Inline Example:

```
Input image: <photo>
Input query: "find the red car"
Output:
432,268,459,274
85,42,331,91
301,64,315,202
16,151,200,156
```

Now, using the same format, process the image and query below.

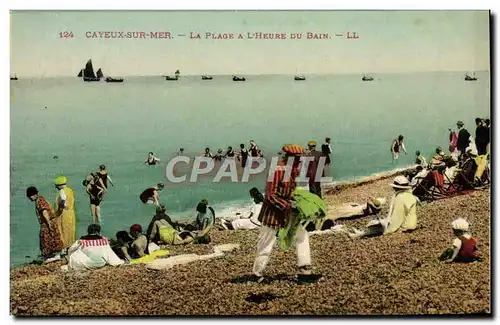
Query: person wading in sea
238,143,249,168
144,152,161,165
139,183,164,206
251,144,315,283
391,135,407,161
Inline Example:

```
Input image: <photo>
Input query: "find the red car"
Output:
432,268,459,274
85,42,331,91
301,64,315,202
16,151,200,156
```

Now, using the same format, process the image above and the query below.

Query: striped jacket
258,165,298,229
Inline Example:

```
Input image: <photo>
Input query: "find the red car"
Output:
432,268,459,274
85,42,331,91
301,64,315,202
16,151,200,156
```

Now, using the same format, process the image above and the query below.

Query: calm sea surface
10,72,490,266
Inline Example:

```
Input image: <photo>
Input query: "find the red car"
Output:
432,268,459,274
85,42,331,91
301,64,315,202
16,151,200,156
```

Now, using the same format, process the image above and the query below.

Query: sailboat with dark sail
96,69,104,79
464,72,477,81
166,70,180,81
82,59,101,82
77,69,83,77
362,74,374,81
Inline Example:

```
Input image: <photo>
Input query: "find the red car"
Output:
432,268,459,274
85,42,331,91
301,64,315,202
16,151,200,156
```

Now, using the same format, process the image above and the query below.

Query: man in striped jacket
252,144,313,282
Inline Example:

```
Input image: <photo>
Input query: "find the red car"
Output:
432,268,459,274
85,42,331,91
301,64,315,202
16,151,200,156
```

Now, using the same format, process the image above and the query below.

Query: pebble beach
10,174,490,316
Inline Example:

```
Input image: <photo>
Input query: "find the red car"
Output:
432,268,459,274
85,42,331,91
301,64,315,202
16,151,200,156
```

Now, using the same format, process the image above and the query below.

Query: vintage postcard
9,10,491,316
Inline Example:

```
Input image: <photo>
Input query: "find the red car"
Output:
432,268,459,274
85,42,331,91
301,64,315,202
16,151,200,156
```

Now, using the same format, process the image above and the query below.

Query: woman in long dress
26,186,64,262
54,176,76,248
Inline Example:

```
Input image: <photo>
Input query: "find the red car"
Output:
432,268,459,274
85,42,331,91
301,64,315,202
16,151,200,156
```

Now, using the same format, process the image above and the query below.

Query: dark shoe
246,274,265,284
298,265,312,275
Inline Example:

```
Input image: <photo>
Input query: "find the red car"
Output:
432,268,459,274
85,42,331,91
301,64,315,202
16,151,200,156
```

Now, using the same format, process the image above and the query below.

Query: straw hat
389,176,411,189
451,218,469,231
307,141,317,147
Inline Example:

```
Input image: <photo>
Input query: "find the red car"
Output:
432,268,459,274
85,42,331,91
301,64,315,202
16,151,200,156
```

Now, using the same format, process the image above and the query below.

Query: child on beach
440,218,480,263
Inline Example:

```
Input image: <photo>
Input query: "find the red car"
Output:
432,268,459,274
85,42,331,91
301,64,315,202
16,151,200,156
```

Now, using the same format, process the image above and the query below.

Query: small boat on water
294,75,306,81
96,68,104,79
166,69,180,81
464,73,477,81
81,59,101,82
232,76,246,81
105,77,124,83
202,75,213,80
362,74,374,81
10,75,18,80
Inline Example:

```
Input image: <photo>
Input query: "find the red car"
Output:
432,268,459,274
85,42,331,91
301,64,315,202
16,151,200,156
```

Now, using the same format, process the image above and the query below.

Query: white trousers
252,225,311,276
231,218,260,230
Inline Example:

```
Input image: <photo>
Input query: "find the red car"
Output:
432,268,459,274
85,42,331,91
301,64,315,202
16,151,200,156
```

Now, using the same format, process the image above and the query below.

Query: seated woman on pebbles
219,188,263,231
348,176,419,238
112,225,160,262
440,218,481,263
177,200,216,243
145,205,194,250
63,224,124,271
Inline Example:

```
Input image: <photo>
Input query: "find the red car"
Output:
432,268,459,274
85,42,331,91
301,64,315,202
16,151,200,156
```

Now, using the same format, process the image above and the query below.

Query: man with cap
252,144,315,282
306,140,324,198
54,176,76,249
456,121,471,158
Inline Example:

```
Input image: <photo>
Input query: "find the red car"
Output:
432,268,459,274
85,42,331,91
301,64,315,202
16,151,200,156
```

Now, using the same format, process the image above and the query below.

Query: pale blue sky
10,10,490,77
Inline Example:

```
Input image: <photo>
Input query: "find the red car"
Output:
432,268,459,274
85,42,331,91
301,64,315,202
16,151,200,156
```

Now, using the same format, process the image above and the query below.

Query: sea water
10,72,490,266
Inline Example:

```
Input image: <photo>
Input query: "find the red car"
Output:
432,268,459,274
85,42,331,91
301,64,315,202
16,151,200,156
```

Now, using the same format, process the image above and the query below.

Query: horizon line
9,69,490,79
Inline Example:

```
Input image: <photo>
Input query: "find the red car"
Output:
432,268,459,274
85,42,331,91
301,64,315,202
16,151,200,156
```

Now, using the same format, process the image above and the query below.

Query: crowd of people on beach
25,119,488,276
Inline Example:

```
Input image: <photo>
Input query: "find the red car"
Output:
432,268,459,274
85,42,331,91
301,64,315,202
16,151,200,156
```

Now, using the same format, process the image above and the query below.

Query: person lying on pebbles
440,218,482,263
218,188,263,231
348,176,419,238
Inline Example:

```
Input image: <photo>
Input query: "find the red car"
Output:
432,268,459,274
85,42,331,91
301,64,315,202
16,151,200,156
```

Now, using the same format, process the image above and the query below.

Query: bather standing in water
225,146,236,158
203,147,213,158
144,152,161,165
238,143,249,168
391,135,407,161
83,173,105,224
139,183,164,206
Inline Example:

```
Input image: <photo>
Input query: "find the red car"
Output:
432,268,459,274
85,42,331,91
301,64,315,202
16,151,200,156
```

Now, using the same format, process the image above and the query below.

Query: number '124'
59,31,74,38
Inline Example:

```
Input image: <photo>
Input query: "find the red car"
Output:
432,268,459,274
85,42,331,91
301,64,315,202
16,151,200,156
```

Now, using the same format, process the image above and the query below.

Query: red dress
35,196,64,257
456,235,478,262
